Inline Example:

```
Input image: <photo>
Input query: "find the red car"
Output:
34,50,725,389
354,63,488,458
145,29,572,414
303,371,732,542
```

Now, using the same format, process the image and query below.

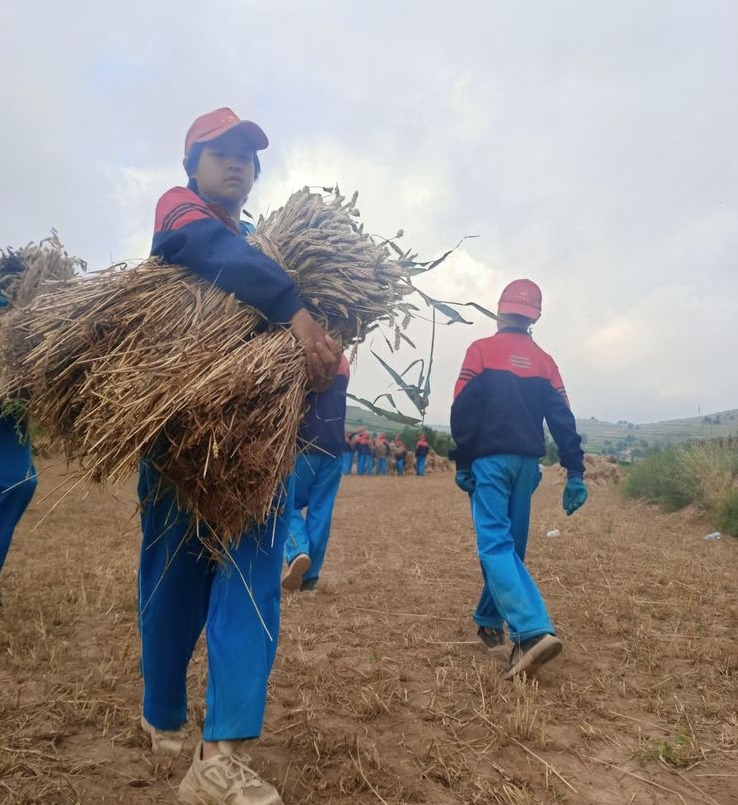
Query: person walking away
341,432,354,475
368,432,378,475
282,355,350,592
450,279,588,680
137,107,340,805
415,434,430,476
356,430,372,476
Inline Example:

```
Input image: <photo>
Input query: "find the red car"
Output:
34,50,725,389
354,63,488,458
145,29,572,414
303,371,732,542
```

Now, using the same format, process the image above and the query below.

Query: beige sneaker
502,634,562,680
141,715,187,756
281,554,310,591
178,742,283,804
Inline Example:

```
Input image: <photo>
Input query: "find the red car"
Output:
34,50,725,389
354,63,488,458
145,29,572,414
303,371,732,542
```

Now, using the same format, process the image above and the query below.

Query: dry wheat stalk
250,186,414,341
0,188,414,555
1,232,85,423
0,231,85,308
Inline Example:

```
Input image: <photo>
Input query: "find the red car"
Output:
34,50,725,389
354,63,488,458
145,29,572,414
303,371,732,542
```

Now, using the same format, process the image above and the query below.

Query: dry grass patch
1,465,738,803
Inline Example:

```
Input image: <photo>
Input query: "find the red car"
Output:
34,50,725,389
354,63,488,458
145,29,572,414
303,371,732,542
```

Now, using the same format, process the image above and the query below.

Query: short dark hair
184,142,262,179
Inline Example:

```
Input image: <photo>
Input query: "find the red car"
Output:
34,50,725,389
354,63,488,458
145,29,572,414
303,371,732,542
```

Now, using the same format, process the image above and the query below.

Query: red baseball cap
184,107,269,159
498,279,542,321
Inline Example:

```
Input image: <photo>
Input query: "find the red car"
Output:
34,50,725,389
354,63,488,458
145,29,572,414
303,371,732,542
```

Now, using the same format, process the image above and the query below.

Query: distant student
355,429,373,476
390,434,408,476
341,432,354,475
451,279,587,680
282,356,350,592
374,434,389,476
415,434,430,476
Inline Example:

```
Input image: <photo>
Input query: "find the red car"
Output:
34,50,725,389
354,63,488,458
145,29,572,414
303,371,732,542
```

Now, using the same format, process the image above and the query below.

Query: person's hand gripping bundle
563,474,588,516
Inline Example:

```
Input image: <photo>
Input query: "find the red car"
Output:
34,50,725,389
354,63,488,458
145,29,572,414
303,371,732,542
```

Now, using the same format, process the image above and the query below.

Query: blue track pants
416,455,427,476
284,453,342,584
470,455,553,643
0,474,37,574
0,417,37,575
137,460,292,740
374,457,388,475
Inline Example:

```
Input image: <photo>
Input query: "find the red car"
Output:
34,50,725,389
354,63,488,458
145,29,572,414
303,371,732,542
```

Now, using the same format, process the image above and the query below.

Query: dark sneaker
299,578,318,592
477,626,505,648
281,554,310,591
503,634,562,680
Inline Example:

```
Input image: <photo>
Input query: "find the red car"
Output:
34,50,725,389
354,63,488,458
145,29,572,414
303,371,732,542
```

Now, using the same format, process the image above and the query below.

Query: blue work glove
563,476,588,516
0,293,8,309
455,469,476,495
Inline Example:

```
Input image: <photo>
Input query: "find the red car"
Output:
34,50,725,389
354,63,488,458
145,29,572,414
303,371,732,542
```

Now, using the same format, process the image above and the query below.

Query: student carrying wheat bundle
137,107,341,805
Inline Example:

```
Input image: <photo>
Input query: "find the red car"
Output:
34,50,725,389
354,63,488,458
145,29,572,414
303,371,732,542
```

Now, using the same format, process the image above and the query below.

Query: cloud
2,1,738,427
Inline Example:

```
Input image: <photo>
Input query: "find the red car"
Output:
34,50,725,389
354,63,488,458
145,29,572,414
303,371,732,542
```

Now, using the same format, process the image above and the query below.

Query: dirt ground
1,459,737,804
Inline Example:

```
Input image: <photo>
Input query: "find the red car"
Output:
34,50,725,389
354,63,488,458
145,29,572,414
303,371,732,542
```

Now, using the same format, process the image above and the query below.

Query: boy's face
190,129,256,209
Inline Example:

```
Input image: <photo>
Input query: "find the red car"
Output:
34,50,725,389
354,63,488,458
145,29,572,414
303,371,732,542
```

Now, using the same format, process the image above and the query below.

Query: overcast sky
2,1,737,427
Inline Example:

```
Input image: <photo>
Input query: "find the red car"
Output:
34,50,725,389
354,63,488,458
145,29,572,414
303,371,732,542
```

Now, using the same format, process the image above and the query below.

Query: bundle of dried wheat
1,233,85,423
251,187,413,341
0,232,85,308
2,264,307,548
0,188,413,552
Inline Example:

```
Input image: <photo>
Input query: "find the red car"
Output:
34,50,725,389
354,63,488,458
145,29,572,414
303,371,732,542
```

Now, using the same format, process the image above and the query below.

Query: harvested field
556,455,626,486
1,461,738,804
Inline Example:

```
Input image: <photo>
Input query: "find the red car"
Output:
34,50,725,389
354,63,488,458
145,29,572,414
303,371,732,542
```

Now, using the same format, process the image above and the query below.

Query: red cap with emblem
184,107,269,159
498,279,542,321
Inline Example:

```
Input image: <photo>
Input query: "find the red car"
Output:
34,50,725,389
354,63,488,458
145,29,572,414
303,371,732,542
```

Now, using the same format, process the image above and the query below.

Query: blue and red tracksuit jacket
151,186,304,323
450,328,584,476
298,356,350,459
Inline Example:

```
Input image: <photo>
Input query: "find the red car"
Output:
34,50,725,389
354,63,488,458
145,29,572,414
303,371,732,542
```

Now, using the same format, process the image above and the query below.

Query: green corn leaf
430,301,473,325
370,350,428,413
398,358,424,380
437,300,498,321
406,235,479,276
370,349,414,392
346,393,422,425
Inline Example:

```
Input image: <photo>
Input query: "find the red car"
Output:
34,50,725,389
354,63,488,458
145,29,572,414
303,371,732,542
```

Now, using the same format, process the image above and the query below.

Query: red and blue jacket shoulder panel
151,186,304,324
450,330,584,474
298,355,350,458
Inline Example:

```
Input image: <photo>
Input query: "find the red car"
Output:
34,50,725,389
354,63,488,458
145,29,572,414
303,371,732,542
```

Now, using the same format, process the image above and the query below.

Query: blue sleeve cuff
269,293,305,326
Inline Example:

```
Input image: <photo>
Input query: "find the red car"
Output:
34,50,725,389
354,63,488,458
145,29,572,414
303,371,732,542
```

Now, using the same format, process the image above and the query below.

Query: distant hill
345,405,408,434
575,409,738,455
345,404,452,434
346,404,738,452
